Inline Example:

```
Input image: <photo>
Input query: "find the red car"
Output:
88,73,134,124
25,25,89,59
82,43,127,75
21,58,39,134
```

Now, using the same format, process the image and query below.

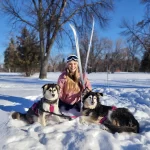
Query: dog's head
42,84,60,101
82,88,103,109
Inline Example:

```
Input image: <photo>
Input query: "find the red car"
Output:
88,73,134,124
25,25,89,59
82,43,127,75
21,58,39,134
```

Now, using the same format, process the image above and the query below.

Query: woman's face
67,60,78,73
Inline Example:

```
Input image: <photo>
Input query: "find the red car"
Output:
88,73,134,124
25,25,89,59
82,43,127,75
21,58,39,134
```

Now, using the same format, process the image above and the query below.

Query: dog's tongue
50,105,54,112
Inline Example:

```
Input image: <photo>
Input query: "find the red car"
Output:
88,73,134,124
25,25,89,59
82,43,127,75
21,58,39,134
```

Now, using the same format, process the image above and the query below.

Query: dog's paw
41,122,46,126
56,117,61,123
100,124,108,131
79,117,87,124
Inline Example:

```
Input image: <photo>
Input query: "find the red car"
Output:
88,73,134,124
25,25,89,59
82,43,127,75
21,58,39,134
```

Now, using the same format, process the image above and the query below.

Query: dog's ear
42,84,48,93
97,92,103,97
82,87,91,98
56,84,60,91
99,93,103,97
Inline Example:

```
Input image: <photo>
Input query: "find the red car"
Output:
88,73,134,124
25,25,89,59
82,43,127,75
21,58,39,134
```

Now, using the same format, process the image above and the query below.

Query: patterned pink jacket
57,71,92,105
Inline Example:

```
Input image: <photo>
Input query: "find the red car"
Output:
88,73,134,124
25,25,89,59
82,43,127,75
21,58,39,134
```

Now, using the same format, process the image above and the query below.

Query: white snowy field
0,72,150,150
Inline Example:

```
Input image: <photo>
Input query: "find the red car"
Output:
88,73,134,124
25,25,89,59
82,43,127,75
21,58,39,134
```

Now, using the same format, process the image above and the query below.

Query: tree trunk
39,38,46,79
39,23,59,78
39,57,49,79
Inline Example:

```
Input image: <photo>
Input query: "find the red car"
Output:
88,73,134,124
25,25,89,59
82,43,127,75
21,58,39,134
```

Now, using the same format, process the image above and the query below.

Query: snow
0,72,150,150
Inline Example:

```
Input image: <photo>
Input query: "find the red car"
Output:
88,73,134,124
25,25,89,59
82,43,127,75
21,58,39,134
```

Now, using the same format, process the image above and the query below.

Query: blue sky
99,0,145,40
0,0,145,63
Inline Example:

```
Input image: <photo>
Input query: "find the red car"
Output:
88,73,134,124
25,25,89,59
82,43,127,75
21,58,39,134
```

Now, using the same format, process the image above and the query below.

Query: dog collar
99,116,107,124
111,106,117,111
42,98,58,104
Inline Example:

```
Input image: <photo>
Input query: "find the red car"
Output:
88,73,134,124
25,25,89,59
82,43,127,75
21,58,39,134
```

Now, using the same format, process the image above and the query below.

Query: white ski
70,19,95,112
84,17,95,74
69,18,95,87
69,24,85,87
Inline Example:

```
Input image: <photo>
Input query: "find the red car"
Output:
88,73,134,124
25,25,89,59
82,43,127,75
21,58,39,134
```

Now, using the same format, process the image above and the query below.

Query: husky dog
80,88,139,133
12,83,61,126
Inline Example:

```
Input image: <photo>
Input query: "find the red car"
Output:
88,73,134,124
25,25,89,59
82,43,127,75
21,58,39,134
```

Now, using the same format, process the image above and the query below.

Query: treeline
1,0,150,77
3,27,149,76
0,0,114,79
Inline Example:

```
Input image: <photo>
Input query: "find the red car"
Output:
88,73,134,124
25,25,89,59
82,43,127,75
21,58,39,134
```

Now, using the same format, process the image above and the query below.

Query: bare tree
124,39,141,71
120,19,148,51
105,39,124,72
120,1,150,72
80,33,112,73
0,0,114,79
141,0,150,23
48,54,64,72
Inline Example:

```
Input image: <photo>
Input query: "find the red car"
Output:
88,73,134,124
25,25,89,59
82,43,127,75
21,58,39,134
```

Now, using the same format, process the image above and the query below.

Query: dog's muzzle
91,100,95,105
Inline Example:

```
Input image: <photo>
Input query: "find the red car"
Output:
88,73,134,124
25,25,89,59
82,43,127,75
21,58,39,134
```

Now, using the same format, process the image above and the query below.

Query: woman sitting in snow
57,54,92,112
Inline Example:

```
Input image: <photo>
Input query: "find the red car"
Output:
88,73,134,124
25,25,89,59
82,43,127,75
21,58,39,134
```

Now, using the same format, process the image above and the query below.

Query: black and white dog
80,88,139,133
12,83,61,126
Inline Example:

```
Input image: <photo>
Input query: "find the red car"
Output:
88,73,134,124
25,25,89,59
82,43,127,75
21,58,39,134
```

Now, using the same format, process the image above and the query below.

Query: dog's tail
11,112,28,123
104,123,139,134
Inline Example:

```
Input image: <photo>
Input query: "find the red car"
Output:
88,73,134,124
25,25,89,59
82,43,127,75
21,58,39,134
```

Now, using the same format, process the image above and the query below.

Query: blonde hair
64,68,81,93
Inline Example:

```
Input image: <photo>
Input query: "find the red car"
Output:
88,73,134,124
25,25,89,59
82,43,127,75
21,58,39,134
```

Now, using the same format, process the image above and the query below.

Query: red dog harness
99,106,117,124
31,99,55,116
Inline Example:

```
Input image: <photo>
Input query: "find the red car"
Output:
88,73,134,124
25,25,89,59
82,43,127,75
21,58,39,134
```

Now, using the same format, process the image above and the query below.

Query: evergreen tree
140,51,150,72
16,27,40,76
4,38,17,72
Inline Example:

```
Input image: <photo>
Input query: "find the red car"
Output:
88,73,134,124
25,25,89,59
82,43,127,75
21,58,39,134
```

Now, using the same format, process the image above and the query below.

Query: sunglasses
67,55,78,62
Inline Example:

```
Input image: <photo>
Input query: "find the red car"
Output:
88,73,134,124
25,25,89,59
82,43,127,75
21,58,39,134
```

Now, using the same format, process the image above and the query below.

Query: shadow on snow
0,95,34,113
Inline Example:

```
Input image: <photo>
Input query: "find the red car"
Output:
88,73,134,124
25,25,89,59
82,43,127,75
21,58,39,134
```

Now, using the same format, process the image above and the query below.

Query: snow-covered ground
0,72,150,150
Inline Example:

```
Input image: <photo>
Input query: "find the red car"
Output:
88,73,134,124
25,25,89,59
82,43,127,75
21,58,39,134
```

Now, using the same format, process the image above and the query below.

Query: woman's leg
59,99,74,111
73,101,81,112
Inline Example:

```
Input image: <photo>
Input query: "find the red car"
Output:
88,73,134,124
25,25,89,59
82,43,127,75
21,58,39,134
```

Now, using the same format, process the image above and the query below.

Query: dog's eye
53,89,56,92
49,89,52,92
88,96,92,99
